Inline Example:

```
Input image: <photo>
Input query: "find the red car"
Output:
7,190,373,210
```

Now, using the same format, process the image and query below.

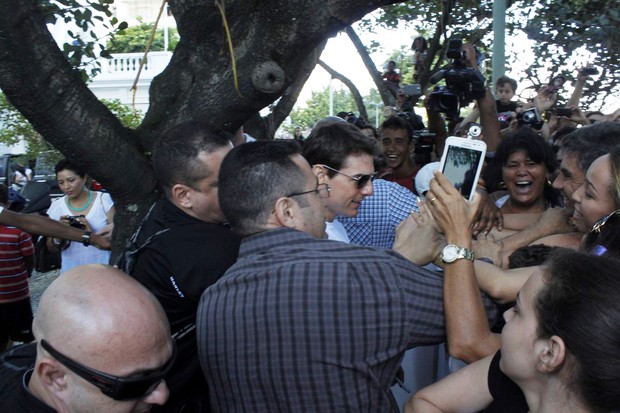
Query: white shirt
325,219,350,243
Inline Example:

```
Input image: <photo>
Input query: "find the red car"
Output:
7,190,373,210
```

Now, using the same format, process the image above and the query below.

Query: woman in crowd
406,249,620,413
475,147,620,304
46,159,114,273
484,128,560,229
403,150,620,412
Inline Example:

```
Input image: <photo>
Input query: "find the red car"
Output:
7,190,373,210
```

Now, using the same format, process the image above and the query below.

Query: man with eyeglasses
302,120,377,241
197,140,498,412
0,264,174,412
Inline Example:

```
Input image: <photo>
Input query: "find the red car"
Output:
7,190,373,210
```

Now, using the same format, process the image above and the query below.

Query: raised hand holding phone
438,136,487,201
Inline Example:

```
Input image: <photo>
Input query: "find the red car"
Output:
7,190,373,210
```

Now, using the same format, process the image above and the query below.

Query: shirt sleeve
100,192,114,213
18,232,34,257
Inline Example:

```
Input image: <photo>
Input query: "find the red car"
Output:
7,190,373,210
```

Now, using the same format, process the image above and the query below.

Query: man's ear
312,165,329,184
273,197,299,229
37,358,68,394
536,335,566,374
170,184,194,209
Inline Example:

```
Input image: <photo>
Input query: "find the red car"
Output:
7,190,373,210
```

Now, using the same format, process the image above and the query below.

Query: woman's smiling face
502,150,549,209
571,154,617,233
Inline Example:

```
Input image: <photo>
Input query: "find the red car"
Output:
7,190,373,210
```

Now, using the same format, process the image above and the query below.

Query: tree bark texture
0,0,401,253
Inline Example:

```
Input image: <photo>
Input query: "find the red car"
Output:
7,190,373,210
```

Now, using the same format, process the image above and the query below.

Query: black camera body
555,107,573,117
67,215,86,230
413,129,436,166
518,107,544,130
580,67,599,76
497,111,513,129
427,39,486,121
345,112,366,129
497,108,543,130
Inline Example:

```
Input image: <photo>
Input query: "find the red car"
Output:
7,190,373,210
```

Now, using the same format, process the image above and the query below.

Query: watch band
81,231,92,247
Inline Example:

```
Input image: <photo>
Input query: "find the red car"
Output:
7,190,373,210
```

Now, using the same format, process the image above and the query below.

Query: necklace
66,189,93,212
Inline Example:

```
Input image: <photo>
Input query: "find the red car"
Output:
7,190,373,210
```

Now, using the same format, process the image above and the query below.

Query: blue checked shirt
198,228,490,412
338,179,420,248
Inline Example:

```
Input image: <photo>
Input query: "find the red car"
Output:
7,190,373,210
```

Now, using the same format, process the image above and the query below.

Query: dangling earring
498,181,506,190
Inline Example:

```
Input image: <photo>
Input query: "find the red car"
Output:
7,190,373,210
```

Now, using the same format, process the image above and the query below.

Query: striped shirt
198,228,487,412
338,179,420,248
0,226,34,304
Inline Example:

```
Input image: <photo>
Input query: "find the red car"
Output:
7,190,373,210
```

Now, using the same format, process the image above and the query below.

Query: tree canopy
333,0,618,114
0,0,402,250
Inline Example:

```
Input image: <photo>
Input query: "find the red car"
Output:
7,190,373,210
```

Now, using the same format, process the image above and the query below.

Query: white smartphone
439,136,487,201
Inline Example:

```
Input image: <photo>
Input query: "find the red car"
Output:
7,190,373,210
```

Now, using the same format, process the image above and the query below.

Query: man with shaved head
0,264,175,413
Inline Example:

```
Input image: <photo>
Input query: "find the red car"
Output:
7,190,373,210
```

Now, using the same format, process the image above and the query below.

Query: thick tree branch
345,25,395,107
318,60,369,121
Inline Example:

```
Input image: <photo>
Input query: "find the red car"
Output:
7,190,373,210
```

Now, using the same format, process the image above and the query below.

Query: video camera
497,107,544,130
427,39,486,121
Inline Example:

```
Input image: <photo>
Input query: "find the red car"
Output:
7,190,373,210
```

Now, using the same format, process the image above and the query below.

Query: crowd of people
0,38,620,413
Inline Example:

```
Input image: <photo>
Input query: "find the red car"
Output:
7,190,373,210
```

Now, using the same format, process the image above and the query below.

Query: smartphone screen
440,137,486,201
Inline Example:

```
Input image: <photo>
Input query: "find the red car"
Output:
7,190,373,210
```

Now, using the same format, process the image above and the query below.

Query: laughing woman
486,128,561,226
46,159,114,273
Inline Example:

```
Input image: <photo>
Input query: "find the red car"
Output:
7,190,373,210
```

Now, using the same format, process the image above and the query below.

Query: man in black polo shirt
128,122,240,413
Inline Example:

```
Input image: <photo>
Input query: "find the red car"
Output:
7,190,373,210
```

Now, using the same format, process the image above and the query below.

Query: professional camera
67,215,86,230
413,129,436,166
427,39,486,121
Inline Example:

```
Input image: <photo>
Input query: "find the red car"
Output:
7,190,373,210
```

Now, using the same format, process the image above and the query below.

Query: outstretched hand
393,201,445,265
471,188,503,236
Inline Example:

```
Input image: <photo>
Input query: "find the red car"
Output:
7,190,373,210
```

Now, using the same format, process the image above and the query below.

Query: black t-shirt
483,350,529,413
130,198,240,409
496,100,520,114
0,343,56,412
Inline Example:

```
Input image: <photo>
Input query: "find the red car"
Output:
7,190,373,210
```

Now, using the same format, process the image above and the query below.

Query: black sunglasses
40,339,176,401
318,164,376,189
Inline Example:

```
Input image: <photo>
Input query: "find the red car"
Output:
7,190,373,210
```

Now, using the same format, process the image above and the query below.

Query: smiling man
380,115,420,193
302,120,377,241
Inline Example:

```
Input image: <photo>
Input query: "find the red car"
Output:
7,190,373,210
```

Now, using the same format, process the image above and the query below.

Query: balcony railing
93,51,173,81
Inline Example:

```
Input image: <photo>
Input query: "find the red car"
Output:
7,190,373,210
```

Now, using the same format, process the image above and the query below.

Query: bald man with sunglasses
0,264,174,413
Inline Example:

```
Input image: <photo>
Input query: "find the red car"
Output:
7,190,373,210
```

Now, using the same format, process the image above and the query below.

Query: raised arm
426,172,500,362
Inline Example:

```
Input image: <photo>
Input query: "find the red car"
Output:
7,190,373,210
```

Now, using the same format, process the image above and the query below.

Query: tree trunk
0,0,402,254
244,40,327,140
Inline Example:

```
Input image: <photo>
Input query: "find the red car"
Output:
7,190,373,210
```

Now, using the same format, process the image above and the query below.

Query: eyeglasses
288,183,331,199
589,209,620,234
318,164,376,189
40,339,176,401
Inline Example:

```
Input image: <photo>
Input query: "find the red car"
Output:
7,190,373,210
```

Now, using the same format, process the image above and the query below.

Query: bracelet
81,231,92,247
52,238,63,247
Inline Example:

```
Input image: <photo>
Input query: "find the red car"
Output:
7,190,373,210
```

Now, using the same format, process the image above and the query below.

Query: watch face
442,245,459,262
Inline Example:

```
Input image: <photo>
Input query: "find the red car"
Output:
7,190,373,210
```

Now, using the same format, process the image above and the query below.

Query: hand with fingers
393,200,445,265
